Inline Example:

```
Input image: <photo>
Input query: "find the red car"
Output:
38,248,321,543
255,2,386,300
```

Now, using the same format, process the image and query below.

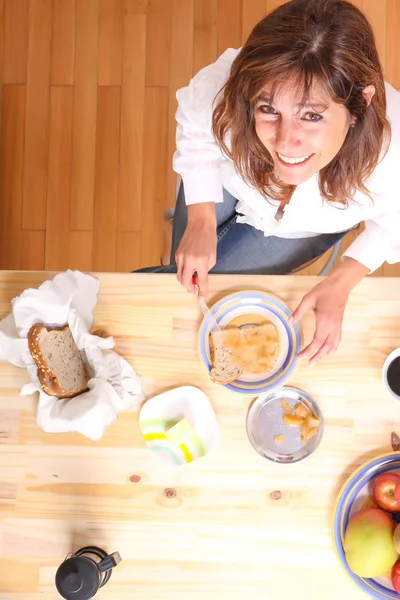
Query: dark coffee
387,357,400,396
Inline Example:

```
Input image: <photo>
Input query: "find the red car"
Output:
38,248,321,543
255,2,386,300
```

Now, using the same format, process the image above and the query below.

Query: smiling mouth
276,152,314,167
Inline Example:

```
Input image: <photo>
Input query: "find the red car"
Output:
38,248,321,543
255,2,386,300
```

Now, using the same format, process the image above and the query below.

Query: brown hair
212,0,391,205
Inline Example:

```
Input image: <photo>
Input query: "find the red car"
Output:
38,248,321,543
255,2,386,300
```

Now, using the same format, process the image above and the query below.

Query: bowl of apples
333,441,400,599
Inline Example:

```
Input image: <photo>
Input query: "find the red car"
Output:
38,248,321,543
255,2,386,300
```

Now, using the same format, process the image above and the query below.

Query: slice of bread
28,325,89,399
210,322,280,378
209,330,243,384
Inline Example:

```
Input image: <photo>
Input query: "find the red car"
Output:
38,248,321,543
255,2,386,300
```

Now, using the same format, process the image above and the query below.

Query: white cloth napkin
0,270,145,440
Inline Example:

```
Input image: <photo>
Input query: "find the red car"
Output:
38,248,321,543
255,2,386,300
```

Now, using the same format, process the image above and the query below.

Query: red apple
392,560,400,593
372,473,400,513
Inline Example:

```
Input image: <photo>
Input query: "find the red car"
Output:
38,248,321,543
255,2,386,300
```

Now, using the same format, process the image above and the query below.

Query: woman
139,0,400,365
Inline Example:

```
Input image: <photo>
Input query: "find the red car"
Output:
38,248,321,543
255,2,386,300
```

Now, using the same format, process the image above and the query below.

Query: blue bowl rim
333,452,400,600
197,289,302,395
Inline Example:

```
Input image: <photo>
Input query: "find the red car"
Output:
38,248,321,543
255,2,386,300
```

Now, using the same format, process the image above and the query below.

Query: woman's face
254,79,354,185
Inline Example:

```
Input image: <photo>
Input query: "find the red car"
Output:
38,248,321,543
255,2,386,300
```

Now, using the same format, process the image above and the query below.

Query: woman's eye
304,112,323,122
258,104,279,115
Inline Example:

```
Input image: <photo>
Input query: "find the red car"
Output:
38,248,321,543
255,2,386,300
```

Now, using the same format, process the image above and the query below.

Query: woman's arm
326,257,370,292
172,49,239,294
175,203,217,296
173,48,239,207
290,161,400,365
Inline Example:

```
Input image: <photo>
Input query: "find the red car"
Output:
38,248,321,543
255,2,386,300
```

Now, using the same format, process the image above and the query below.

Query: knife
191,273,222,333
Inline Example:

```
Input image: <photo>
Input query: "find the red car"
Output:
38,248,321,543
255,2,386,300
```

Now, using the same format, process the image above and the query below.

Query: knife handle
191,272,200,295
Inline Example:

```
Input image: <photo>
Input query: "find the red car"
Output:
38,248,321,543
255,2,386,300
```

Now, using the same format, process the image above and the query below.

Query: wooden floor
0,0,399,275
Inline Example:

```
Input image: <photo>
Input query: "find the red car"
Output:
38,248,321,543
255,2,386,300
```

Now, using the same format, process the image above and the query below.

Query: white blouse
173,48,400,273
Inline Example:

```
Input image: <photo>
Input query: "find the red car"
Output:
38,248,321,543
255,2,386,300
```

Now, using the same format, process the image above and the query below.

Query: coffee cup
382,348,400,401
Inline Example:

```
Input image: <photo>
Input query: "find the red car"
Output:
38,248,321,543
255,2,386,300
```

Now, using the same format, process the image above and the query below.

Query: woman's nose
275,119,303,153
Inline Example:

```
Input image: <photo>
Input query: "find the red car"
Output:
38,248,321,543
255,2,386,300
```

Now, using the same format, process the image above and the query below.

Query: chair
164,176,342,276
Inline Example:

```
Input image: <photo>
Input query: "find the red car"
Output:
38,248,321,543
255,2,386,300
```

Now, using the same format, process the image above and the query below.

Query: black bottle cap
55,556,100,600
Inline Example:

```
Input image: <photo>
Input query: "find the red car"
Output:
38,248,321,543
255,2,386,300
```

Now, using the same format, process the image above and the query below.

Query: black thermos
55,546,122,600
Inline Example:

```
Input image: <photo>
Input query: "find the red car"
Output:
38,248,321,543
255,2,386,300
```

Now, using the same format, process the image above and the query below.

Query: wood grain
241,0,265,43
166,0,194,211
22,0,52,231
0,0,4,141
117,231,142,271
0,271,399,599
70,0,99,231
265,0,285,14
51,0,76,85
193,0,218,74
92,87,121,272
45,87,73,271
387,0,400,90
218,0,242,55
0,0,399,278
19,231,46,271
98,0,123,86
145,0,173,87
3,0,29,84
69,231,93,271
362,0,387,71
140,87,169,267
118,0,146,232
0,87,26,269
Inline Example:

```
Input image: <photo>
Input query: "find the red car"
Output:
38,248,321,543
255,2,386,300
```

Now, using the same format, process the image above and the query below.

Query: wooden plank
362,0,387,72
242,0,265,43
45,87,73,271
70,0,99,231
166,0,194,212
140,87,169,266
98,0,123,86
92,87,121,272
3,0,29,84
0,0,5,140
51,0,76,85
0,559,39,594
22,0,52,231
69,231,93,271
118,0,146,232
383,262,400,277
116,232,142,272
0,1,4,83
170,0,194,86
145,0,173,87
386,0,400,89
265,0,285,14
218,0,241,55
4,271,400,595
0,86,26,269
19,231,45,270
193,0,218,74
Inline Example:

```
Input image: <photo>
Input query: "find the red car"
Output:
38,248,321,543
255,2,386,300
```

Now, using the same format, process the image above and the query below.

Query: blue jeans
137,184,351,274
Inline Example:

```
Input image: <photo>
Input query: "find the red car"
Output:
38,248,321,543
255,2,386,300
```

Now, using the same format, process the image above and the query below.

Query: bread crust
28,324,88,399
209,332,242,385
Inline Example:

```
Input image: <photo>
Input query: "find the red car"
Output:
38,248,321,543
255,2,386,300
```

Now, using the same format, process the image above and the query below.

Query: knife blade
191,273,222,333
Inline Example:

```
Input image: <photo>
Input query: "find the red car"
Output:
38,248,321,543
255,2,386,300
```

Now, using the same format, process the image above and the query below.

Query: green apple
344,508,398,578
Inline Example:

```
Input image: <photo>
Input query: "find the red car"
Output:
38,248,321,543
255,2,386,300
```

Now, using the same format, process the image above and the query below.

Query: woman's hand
289,258,369,365
175,203,217,296
288,278,349,364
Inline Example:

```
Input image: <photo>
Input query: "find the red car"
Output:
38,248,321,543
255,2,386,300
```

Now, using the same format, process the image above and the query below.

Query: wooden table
1,272,400,600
